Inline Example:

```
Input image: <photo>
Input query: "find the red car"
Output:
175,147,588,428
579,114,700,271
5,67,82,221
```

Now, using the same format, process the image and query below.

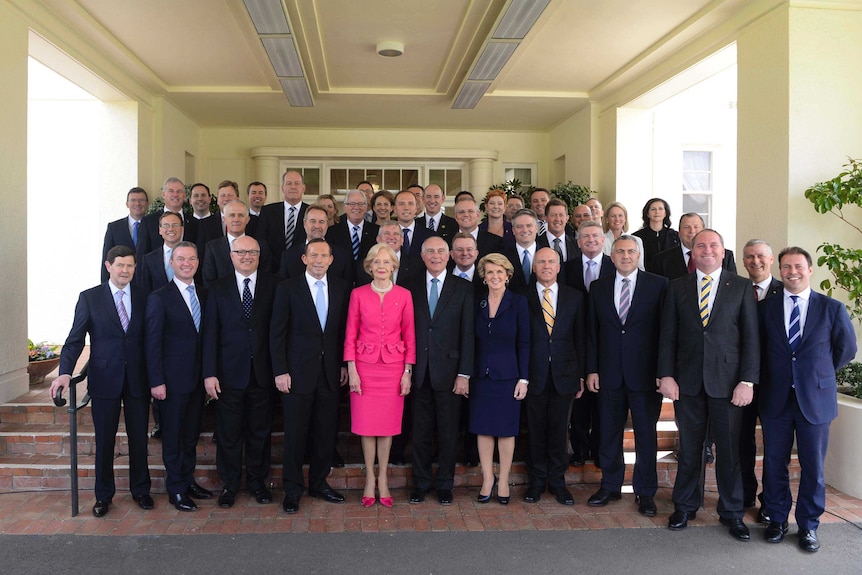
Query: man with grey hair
137,176,199,259
503,208,549,295
327,189,379,262
653,213,736,280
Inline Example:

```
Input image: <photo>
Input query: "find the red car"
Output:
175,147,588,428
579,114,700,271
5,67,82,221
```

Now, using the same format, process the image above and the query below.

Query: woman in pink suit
345,243,416,507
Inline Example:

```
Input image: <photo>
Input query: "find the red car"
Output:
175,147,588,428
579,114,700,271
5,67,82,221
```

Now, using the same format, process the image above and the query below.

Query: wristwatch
740,381,754,388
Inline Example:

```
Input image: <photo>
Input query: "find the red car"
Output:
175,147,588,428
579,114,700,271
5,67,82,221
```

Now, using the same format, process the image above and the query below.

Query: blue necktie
187,285,201,332
165,248,174,281
521,249,531,280
315,280,327,330
132,221,140,247
242,278,253,319
788,295,801,352
428,217,436,232
459,272,468,280
429,278,439,317
351,226,360,260
402,228,411,255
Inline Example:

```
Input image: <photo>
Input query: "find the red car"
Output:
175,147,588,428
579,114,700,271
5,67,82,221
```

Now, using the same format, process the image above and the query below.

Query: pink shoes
361,496,376,508
379,496,393,508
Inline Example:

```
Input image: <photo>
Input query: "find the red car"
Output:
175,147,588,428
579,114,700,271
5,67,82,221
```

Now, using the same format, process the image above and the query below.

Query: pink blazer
344,284,416,365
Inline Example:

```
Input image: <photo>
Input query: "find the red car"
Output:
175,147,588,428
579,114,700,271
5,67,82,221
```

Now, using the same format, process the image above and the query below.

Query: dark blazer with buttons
474,289,530,381
658,271,759,398
278,242,354,284
136,211,199,261
565,253,615,296
408,273,475,391
758,290,856,425
586,271,668,392
256,202,309,274
58,282,148,399
652,245,737,280
202,236,273,288
101,217,136,282
502,236,550,296
474,229,505,260
136,247,170,295
145,281,205,395
270,274,351,394
527,282,586,395
327,219,380,264
202,271,277,390
401,225,436,259
417,213,458,245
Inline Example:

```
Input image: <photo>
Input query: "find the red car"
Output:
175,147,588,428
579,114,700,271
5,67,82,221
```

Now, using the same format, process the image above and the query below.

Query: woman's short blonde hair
363,243,400,277
477,252,514,280
603,201,630,233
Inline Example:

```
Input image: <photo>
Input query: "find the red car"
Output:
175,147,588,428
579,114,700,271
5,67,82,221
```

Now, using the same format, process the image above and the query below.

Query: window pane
366,169,383,191
428,169,445,188
303,168,320,196
348,169,365,190
446,170,462,195
683,194,711,226
384,169,401,191
330,169,346,192
402,170,419,188
683,172,710,191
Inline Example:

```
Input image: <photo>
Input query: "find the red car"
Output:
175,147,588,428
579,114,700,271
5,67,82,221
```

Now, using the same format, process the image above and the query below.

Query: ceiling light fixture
377,41,404,58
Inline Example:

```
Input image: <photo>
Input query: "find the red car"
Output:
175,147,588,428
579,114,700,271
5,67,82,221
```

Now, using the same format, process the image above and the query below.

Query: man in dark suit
203,200,272,287
190,182,212,220
145,241,211,512
740,239,783,521
658,229,759,540
416,184,457,245
202,235,277,508
585,235,668,516
247,181,267,217
101,187,148,281
137,211,184,295
328,190,379,263
453,196,504,258
523,247,585,505
503,208,549,295
197,181,237,253
652,213,737,280
271,239,351,514
256,170,309,274
758,246,856,552
394,190,434,259
407,236,474,505
544,199,579,265
566,219,613,467
136,177,199,259
278,205,352,282
50,246,152,517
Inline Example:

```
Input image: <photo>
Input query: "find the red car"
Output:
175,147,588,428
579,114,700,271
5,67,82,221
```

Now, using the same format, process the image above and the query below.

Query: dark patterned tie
242,278,253,320
115,290,129,332
284,206,297,249
132,221,140,247
788,295,801,352
428,217,436,232
351,226,360,260
402,228,411,255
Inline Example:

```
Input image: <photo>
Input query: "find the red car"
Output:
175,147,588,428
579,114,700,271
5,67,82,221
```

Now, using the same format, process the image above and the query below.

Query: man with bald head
203,200,272,287
586,198,604,222
257,170,310,273
572,204,593,235
417,184,456,244
203,235,278,508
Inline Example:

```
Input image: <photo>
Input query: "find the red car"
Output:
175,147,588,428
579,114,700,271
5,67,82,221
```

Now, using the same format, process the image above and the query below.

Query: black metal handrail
52,361,89,517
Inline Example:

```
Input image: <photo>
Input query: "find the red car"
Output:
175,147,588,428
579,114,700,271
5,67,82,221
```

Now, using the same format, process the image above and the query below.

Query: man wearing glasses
327,189,379,263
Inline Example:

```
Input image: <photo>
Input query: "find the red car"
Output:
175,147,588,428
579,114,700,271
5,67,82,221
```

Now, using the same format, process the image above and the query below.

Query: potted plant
27,339,60,385
550,181,594,214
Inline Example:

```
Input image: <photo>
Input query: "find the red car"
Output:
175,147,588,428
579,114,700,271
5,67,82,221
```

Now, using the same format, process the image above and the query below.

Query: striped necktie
788,295,801,352
187,285,201,332
351,226,361,260
115,289,129,332
542,288,555,334
619,278,631,324
699,275,712,326
284,206,297,249
428,217,436,232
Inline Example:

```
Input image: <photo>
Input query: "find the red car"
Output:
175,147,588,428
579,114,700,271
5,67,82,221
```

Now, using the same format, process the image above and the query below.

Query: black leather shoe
282,495,300,514
764,521,789,543
150,425,161,440
92,500,110,517
437,489,453,505
308,487,345,504
133,493,154,510
636,495,657,517
218,489,236,508
720,518,750,541
169,492,197,512
798,529,820,552
187,482,213,500
668,509,696,530
587,487,622,507
477,476,497,504
756,507,772,524
551,487,574,506
252,487,273,504
523,485,543,503
409,488,428,503
705,444,715,464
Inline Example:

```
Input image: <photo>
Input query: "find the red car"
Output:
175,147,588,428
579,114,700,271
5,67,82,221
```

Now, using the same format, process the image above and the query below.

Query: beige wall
548,104,596,192
0,2,30,402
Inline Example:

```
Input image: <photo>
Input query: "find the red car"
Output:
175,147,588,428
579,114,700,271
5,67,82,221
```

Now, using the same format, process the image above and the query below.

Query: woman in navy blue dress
469,253,530,504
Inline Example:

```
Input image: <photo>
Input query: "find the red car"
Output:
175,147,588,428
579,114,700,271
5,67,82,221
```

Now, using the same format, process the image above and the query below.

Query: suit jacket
408,273,475,391
474,229,505,259
145,281,205,395
758,290,856,425
474,289,530,381
546,233,579,264
137,247,170,295
202,271,278,389
586,271,668,391
758,277,783,300
202,236,273,287
565,253,615,295
58,282,148,399
270,275,351,394
503,237,550,295
658,271,759,397
652,245,737,280
256,202,309,274
401,224,435,259
136,210,199,261
278,242,354,284
327,219,380,264
101,217,137,281
355,251,422,287
344,284,416,365
417,213,458,245
527,282,586,395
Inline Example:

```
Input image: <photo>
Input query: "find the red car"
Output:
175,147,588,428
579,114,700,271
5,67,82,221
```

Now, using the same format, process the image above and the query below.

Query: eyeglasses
344,202,366,208
231,249,260,256
160,223,183,229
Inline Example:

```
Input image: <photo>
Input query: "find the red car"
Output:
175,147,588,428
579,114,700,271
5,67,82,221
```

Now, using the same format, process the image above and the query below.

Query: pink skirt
350,360,404,436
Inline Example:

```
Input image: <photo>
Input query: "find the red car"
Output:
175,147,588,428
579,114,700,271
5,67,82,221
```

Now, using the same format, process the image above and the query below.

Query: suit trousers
673,390,744,519
158,385,206,495
215,369,273,493
739,385,761,504
281,372,339,497
570,389,600,463
525,373,575,490
90,384,151,501
761,389,830,530
411,376,462,491
598,386,661,495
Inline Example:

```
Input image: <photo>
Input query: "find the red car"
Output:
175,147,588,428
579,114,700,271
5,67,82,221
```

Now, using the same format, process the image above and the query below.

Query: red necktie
686,250,696,273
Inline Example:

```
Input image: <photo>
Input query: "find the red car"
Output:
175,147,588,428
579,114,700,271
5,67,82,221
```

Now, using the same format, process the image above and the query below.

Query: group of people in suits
52,177,855,555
